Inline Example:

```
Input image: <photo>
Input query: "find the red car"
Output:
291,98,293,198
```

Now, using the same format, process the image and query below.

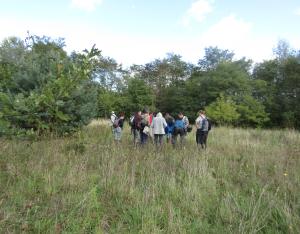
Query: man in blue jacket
172,113,186,148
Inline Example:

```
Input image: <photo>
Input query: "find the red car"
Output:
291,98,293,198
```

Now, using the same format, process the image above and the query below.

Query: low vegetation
1,122,299,233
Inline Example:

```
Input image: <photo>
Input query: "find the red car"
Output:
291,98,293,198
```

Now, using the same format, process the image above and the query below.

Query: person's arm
195,117,200,129
185,117,189,127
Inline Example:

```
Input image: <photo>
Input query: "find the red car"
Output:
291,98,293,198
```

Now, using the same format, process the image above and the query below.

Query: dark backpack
133,117,141,130
187,125,193,132
207,118,212,131
201,118,209,131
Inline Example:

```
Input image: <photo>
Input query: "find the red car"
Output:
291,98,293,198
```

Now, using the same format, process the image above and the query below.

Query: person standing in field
140,109,150,145
113,112,125,143
148,112,154,141
110,111,117,132
151,112,167,149
182,113,190,135
165,113,175,144
132,111,142,146
172,113,186,148
195,110,210,149
129,113,135,135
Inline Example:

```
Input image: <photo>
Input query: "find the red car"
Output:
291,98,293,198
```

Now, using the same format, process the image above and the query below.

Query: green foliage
198,46,235,71
253,41,300,129
157,81,195,118
0,36,99,135
125,78,155,113
236,95,269,127
1,35,300,132
97,88,127,117
205,94,240,125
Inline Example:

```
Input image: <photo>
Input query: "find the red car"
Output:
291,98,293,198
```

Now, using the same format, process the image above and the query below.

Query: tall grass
0,121,299,233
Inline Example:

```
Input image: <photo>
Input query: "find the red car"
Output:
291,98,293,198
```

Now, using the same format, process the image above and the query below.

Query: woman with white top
151,112,167,148
195,110,209,149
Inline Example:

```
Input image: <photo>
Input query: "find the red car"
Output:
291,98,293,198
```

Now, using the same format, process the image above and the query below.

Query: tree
124,78,155,114
0,36,100,135
253,43,300,129
187,60,252,112
205,94,240,125
273,39,294,62
198,46,235,71
130,53,192,96
156,81,191,117
236,95,269,127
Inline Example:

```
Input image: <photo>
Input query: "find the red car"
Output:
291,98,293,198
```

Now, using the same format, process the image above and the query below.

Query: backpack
183,116,189,127
201,118,209,131
141,115,148,128
174,119,184,129
186,125,193,132
133,117,141,130
129,116,134,126
113,118,119,128
207,118,212,131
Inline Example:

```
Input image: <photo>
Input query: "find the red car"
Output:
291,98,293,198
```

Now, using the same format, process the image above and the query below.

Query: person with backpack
151,112,167,149
140,109,150,145
113,112,125,143
165,113,175,143
195,110,211,149
182,114,191,135
172,113,186,148
129,113,135,135
132,111,142,146
110,111,117,132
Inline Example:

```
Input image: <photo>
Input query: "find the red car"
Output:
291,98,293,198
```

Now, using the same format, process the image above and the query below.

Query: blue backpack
174,119,184,129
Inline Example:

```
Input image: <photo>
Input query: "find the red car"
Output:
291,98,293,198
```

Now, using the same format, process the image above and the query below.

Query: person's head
142,107,149,114
198,110,205,116
119,112,125,117
135,111,142,117
111,111,115,115
156,112,162,118
177,113,184,120
165,113,170,118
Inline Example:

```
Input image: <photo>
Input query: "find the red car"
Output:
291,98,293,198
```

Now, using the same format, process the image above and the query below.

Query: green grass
1,122,300,233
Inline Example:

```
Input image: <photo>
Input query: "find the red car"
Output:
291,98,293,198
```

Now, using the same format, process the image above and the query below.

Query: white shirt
195,114,206,129
151,113,167,135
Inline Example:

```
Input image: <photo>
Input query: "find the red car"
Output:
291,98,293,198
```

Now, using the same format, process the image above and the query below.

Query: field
0,121,300,233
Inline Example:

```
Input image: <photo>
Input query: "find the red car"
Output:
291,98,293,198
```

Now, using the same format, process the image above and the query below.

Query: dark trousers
140,131,148,145
133,129,140,145
154,134,164,147
196,129,208,149
172,128,185,146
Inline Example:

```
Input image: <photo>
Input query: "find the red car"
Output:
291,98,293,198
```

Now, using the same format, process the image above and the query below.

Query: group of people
110,109,211,149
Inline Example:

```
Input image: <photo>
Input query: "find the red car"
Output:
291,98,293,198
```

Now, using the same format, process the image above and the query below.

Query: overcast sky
0,0,299,66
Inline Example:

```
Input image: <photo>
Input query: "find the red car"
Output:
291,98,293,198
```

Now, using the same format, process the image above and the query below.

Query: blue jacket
174,119,184,129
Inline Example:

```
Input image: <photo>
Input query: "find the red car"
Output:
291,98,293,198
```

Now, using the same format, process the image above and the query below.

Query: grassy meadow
0,120,300,233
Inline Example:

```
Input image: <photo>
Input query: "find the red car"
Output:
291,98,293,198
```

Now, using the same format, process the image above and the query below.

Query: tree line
0,35,299,136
